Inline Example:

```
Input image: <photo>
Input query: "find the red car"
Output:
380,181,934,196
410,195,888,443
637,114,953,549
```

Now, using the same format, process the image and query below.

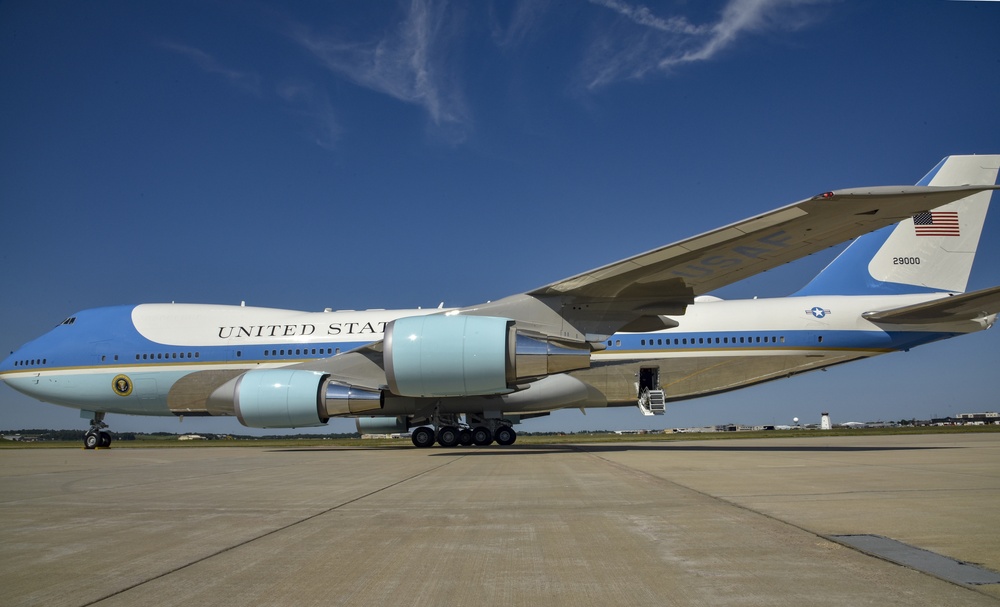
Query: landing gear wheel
84,432,100,450
471,426,493,446
458,429,473,446
84,412,110,450
411,426,435,448
495,426,517,446
437,426,460,447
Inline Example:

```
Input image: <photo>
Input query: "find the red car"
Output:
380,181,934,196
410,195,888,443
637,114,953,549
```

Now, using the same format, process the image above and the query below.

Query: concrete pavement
1,433,998,606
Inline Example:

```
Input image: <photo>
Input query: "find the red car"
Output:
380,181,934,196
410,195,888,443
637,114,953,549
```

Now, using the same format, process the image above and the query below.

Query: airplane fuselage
1,293,990,420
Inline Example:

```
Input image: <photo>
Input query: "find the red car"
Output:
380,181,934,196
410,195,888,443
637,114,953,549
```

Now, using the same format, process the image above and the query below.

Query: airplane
2,155,1000,449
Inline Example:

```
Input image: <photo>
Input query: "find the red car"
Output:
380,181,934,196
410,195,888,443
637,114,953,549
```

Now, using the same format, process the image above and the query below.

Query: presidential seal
112,374,133,397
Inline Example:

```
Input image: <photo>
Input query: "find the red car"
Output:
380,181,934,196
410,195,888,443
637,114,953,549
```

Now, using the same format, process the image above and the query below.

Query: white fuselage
0,292,990,418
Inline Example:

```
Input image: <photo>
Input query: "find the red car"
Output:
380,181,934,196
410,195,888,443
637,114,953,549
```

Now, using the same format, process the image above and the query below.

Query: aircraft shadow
268,443,950,454
568,443,949,453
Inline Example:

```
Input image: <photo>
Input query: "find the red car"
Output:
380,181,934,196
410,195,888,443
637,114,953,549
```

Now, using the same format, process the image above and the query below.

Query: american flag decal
913,211,960,237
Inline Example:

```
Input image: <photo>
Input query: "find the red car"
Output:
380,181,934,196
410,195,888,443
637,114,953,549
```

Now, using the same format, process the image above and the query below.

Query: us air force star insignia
807,306,831,319
112,374,133,397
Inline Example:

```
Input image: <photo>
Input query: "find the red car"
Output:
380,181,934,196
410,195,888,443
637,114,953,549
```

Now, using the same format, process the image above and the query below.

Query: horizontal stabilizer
862,285,1000,324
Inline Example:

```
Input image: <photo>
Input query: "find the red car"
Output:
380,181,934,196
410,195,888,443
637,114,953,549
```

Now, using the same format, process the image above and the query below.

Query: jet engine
356,416,411,435
383,315,591,398
234,369,382,428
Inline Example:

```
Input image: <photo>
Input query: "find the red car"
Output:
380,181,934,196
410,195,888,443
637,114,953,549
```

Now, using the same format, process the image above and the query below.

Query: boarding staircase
637,387,666,416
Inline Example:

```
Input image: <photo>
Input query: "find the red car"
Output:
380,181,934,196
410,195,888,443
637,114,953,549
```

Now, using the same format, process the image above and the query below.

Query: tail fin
794,154,1000,297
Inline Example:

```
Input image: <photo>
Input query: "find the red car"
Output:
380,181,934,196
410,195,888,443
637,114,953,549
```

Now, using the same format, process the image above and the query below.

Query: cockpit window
60,317,77,326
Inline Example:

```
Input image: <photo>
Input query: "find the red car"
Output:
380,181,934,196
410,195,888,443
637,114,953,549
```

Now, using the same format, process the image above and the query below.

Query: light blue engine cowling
356,416,411,435
384,315,513,397
235,369,330,428
383,315,592,398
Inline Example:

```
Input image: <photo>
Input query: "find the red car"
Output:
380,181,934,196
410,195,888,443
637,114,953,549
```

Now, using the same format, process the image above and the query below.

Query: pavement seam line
569,444,1000,600
78,453,467,607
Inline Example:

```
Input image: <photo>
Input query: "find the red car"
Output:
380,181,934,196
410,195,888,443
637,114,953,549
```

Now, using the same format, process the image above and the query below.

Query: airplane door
638,366,659,396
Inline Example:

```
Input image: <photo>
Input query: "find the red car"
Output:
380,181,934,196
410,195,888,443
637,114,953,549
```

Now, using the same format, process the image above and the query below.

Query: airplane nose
0,349,22,375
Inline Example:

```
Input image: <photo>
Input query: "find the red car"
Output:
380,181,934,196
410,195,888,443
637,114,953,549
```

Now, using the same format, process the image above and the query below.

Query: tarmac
1,433,998,606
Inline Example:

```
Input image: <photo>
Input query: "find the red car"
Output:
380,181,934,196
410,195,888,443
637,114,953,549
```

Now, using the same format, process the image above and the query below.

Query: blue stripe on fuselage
603,328,956,354
0,305,372,375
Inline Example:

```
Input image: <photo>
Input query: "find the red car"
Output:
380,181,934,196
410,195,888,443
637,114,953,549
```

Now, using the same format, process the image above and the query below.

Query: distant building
956,412,999,423
929,412,1000,426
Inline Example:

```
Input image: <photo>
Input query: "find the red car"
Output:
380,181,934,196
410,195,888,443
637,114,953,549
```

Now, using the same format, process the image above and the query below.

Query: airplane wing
288,183,999,395
862,284,1000,324
467,184,1000,339
530,185,996,301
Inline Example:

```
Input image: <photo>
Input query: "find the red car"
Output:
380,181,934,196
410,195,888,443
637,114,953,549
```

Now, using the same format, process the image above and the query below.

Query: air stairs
637,388,666,416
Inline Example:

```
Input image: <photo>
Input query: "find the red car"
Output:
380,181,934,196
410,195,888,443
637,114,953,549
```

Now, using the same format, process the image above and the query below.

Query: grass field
2,424,998,449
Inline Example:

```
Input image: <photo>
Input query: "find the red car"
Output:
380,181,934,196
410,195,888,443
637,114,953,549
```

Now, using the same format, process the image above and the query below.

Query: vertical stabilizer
794,155,1000,296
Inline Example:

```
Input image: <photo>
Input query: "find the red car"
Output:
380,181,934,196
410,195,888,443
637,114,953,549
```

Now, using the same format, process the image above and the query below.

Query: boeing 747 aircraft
3,155,999,448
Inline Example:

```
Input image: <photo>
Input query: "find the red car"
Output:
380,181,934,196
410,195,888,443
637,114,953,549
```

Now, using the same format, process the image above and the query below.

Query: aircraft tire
99,432,112,448
458,429,473,446
495,426,516,446
84,432,99,450
471,426,493,446
411,427,435,448
437,426,460,447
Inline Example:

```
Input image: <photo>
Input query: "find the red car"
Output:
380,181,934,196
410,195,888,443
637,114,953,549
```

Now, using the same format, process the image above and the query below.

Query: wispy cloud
276,82,341,151
490,0,555,48
592,0,710,36
584,0,829,89
159,41,262,95
289,0,470,142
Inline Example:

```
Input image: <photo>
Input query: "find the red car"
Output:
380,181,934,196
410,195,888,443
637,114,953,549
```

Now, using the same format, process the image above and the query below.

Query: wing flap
863,285,1000,324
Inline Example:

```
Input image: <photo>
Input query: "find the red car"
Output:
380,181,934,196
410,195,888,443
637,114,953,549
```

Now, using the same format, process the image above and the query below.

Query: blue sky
1,1,999,435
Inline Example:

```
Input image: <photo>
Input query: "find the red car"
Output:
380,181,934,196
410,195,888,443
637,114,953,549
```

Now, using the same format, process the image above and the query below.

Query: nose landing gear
83,412,112,449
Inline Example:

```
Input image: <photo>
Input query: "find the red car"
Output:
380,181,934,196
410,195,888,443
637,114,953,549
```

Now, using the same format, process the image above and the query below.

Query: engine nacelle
356,416,411,435
234,370,385,428
383,315,591,398
235,369,329,428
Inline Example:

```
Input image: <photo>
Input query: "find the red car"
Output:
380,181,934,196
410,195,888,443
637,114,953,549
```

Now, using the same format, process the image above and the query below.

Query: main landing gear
83,412,113,449
410,415,517,448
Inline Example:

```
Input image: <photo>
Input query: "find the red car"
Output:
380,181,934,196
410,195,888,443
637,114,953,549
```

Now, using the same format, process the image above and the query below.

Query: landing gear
410,413,517,448
83,412,112,450
411,426,436,448
494,425,517,446
471,426,492,446
436,426,460,447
